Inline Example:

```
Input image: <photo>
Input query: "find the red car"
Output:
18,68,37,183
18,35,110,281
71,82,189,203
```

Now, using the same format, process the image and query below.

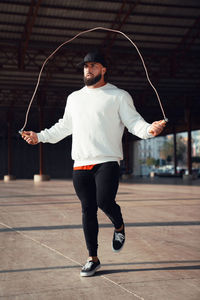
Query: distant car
155,166,186,177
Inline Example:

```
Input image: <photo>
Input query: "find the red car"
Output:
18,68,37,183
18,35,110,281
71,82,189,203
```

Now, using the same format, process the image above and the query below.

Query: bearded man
22,51,165,277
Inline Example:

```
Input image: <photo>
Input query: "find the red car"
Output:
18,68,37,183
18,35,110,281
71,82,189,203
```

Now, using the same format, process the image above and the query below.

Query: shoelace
83,261,94,270
115,232,125,243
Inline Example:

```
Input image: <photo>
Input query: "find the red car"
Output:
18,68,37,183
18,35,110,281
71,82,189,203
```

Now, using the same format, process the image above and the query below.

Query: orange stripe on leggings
73,164,96,170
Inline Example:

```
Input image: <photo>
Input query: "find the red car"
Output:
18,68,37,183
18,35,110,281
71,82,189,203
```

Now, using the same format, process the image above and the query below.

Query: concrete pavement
0,179,200,300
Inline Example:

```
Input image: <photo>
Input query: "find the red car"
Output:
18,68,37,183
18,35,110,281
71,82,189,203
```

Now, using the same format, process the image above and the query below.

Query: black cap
77,51,107,68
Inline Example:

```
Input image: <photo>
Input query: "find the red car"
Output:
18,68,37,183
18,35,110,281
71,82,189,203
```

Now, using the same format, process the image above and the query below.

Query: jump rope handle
18,130,29,138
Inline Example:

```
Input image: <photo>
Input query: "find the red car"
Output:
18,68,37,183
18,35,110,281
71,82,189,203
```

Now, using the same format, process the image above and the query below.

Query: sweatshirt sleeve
119,90,153,139
37,100,72,144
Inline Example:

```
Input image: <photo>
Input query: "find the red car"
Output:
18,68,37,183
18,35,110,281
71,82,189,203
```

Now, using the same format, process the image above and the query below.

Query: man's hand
149,120,166,137
21,131,38,145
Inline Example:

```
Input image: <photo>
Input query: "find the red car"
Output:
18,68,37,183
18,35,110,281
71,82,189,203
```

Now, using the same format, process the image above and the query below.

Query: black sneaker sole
80,263,101,277
112,241,125,253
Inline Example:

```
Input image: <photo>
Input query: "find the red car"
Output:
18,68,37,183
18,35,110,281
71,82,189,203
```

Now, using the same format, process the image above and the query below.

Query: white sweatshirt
37,83,153,166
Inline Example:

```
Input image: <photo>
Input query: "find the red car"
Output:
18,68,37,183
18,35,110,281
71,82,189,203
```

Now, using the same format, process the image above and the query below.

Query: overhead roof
0,0,200,135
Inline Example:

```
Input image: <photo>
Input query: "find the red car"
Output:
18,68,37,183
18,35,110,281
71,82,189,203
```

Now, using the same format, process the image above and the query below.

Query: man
22,51,165,277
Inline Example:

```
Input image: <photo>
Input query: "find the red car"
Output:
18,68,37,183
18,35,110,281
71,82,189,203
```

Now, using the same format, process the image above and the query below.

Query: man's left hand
149,120,166,137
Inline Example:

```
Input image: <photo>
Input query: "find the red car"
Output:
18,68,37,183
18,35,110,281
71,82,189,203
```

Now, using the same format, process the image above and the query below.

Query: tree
160,139,173,161
160,136,187,165
146,157,156,167
176,136,187,164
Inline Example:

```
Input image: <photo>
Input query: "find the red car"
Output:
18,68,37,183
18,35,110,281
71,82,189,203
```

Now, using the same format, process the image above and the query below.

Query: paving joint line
0,221,144,299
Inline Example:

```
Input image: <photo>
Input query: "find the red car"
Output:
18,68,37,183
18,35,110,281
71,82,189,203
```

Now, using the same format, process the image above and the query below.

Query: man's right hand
21,131,38,145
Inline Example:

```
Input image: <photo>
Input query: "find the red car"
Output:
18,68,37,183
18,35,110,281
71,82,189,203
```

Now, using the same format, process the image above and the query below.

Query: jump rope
19,26,168,136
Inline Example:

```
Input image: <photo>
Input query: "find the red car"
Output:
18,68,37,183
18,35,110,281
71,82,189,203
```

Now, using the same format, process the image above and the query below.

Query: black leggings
73,161,123,256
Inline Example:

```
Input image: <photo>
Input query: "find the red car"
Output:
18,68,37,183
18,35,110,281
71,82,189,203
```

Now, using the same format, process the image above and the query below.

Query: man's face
83,62,106,86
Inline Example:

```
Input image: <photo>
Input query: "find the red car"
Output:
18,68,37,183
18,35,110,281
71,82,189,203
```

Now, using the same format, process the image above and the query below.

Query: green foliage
155,159,160,167
160,136,187,164
146,157,156,166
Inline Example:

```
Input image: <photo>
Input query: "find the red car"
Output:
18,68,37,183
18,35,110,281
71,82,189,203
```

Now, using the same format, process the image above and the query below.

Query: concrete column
187,109,192,175
34,91,50,182
39,104,44,176
173,128,177,175
132,140,141,176
183,108,193,180
4,110,16,182
122,131,133,179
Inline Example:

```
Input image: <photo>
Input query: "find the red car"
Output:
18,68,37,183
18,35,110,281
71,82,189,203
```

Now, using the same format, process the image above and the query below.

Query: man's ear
102,67,107,75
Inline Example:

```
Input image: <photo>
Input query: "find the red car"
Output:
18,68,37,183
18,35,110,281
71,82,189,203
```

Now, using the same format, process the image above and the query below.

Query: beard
84,73,102,86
